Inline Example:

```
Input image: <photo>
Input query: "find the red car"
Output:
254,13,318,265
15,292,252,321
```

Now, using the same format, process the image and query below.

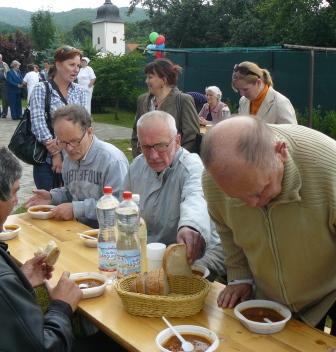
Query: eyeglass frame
56,128,87,149
138,136,176,153
233,64,260,78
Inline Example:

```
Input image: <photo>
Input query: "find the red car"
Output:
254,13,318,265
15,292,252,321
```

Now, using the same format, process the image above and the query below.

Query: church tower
92,0,125,55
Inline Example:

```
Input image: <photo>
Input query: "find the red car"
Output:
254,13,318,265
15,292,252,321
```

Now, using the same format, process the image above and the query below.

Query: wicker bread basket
115,274,210,317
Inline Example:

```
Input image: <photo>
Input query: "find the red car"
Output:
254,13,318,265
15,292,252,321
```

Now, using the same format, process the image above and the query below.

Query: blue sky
0,0,132,12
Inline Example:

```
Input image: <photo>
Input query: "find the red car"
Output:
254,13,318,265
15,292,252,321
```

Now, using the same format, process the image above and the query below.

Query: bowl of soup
156,324,219,352
28,205,56,219
234,299,292,334
0,224,21,240
191,265,210,279
80,229,99,248
69,272,107,299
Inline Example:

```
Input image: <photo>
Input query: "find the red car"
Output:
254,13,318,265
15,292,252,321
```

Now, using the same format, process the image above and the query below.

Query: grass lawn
92,109,135,129
108,139,133,162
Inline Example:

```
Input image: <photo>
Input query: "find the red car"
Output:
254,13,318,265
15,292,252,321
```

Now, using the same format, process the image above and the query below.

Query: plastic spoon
77,233,97,240
162,316,194,352
263,317,273,324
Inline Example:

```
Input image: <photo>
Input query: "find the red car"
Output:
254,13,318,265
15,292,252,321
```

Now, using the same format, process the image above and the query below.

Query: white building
92,0,125,55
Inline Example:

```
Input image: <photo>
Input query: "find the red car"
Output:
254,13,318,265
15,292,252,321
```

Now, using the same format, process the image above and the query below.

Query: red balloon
155,35,165,45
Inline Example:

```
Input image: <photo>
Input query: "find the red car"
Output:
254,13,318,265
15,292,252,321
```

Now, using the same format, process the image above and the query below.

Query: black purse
8,82,52,165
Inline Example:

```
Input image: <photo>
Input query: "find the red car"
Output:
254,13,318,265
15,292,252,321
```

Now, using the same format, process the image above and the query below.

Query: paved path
0,117,132,207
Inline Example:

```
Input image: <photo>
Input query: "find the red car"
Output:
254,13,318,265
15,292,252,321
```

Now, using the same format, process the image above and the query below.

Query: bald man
201,116,336,334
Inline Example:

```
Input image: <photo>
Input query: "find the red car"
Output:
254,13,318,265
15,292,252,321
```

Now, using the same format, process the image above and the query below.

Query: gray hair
0,147,22,201
202,117,277,171
52,104,91,131
205,86,222,101
10,60,21,68
137,110,178,136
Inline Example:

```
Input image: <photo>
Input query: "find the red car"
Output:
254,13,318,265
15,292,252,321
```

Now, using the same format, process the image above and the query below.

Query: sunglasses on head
233,64,260,78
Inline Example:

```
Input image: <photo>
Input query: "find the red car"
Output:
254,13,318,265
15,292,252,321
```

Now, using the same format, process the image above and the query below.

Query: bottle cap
103,186,113,194
123,191,132,200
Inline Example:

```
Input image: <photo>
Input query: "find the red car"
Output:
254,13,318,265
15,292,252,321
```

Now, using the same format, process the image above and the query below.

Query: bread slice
163,244,192,277
136,272,147,294
34,240,60,266
158,267,169,295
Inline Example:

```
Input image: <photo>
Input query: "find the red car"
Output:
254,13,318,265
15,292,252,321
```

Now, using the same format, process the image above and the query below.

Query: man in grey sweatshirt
26,105,129,228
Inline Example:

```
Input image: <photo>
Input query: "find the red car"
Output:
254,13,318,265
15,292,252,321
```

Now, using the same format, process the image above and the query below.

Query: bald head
201,116,277,177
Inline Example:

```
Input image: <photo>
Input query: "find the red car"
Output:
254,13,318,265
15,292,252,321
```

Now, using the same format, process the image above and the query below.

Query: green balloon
149,32,159,44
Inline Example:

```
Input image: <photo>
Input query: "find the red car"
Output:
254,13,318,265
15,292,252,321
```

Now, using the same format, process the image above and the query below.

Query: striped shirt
30,81,87,142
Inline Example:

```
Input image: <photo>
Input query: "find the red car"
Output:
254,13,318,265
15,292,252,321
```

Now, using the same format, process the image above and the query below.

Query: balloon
149,32,159,44
156,43,165,50
155,35,165,45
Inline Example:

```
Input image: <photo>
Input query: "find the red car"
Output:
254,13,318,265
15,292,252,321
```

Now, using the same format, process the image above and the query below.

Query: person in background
0,53,9,118
125,110,226,279
232,61,297,124
23,64,40,103
186,91,207,113
199,86,230,126
40,60,50,81
77,57,96,115
131,58,199,157
26,105,128,228
30,45,86,191
0,146,82,351
6,60,23,120
201,116,336,334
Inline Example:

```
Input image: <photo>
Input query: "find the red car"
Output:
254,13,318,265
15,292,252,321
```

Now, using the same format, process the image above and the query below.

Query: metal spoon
162,316,194,352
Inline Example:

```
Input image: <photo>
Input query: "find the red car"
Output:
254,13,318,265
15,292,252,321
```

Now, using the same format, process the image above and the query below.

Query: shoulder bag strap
43,81,53,135
49,79,68,105
176,92,182,133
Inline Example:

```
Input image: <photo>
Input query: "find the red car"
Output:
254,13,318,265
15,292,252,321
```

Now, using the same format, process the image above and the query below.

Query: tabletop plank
3,214,336,352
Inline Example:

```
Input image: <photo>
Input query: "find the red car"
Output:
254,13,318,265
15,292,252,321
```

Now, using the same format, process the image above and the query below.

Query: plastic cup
147,243,166,271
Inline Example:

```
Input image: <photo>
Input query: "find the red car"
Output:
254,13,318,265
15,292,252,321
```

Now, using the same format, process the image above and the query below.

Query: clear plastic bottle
96,186,119,283
116,191,141,278
222,105,231,119
132,194,148,273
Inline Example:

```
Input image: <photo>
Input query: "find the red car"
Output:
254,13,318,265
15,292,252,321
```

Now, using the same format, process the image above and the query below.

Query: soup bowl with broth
69,272,107,299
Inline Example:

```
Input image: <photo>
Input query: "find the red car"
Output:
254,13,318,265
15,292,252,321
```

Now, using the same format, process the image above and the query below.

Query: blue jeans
33,162,54,191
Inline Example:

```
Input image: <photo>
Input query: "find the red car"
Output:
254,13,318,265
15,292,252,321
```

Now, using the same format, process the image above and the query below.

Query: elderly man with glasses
26,105,129,227
124,110,226,279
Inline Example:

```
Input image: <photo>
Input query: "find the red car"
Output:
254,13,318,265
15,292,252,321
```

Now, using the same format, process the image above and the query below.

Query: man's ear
87,127,93,136
176,133,181,147
274,141,288,162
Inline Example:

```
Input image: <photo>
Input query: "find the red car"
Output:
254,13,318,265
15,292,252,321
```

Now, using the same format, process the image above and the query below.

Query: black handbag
8,82,52,165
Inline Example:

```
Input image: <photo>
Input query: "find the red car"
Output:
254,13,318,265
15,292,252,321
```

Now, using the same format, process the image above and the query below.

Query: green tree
30,11,56,50
72,20,92,44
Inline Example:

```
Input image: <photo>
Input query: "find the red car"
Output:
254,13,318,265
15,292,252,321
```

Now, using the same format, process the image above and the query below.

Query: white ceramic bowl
80,229,99,248
191,264,210,279
234,299,292,334
0,224,21,240
28,205,56,219
69,272,106,299
156,324,219,352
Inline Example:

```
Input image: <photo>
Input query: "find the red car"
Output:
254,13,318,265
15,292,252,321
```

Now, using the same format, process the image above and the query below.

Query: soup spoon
162,316,194,352
263,317,273,324
77,233,97,240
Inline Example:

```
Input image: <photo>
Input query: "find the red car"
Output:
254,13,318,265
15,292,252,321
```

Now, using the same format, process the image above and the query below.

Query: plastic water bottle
222,105,231,119
96,186,119,283
132,194,148,273
116,191,141,278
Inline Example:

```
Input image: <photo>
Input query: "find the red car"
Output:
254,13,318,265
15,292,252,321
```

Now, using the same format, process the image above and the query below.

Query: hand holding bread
34,240,60,266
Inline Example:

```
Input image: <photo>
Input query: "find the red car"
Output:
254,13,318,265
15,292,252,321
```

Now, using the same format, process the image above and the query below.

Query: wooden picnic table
4,213,336,352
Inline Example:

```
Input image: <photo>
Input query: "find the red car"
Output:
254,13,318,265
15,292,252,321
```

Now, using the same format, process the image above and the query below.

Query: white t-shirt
77,66,96,92
23,71,40,102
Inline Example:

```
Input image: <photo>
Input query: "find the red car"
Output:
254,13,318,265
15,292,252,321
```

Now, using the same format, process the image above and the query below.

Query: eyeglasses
56,129,87,149
138,136,175,153
233,64,260,78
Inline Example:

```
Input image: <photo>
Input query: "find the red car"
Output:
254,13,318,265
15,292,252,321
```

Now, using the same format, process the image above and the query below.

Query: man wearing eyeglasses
124,110,226,278
25,105,129,227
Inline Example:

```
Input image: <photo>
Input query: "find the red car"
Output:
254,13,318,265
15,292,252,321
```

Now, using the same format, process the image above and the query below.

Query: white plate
234,299,292,334
28,205,56,219
80,229,98,248
0,224,21,240
156,324,219,352
69,272,106,299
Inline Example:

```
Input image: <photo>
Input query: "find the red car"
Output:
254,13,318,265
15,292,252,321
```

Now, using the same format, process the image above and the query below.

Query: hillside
0,7,147,32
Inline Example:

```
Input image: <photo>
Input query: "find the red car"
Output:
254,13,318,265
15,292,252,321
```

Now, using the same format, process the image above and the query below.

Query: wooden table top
4,213,336,352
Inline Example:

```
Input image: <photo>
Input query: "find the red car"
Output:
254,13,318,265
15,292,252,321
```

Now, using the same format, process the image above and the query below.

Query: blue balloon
156,43,165,50
146,44,156,50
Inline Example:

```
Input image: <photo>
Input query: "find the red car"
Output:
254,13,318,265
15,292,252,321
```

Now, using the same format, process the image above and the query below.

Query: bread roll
129,269,168,295
35,240,60,266
162,243,192,277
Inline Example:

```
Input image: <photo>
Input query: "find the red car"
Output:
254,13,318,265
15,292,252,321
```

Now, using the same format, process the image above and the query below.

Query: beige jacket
238,86,297,124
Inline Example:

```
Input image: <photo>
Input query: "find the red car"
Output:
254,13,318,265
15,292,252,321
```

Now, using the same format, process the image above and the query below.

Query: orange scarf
250,84,269,115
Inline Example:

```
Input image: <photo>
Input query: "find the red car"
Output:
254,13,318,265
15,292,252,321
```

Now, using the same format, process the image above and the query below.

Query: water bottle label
117,249,140,276
98,242,117,272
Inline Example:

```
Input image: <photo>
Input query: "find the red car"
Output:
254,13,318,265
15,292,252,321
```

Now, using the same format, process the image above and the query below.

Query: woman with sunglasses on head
131,58,199,157
30,46,87,191
232,61,297,124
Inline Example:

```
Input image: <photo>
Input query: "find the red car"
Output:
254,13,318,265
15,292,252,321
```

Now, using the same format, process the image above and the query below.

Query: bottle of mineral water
116,191,140,278
132,194,148,273
96,186,119,283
